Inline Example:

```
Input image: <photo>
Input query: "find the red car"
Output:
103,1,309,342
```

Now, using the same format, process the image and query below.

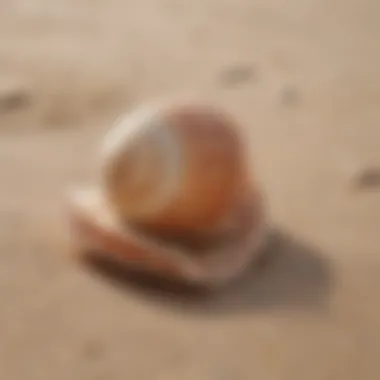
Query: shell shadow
81,228,334,315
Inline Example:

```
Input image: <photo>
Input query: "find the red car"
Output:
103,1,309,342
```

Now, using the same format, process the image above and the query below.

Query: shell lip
66,185,268,287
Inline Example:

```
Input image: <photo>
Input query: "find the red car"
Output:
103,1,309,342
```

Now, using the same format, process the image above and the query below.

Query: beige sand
1,0,380,379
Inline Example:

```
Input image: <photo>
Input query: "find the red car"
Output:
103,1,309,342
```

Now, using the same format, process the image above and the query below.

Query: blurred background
0,0,380,379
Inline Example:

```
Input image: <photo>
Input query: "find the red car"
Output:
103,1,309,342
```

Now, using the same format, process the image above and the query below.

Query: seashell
99,99,249,237
66,185,268,286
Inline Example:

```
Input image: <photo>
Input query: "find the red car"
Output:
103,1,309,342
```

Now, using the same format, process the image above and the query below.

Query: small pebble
218,64,255,87
0,87,30,112
353,167,380,190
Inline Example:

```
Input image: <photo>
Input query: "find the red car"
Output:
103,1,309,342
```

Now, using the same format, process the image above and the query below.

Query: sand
1,0,380,379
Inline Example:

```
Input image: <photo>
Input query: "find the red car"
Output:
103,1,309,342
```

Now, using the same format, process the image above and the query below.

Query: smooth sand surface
1,1,380,379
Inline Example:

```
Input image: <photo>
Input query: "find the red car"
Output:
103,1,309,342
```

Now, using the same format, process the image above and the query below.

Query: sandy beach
1,0,380,378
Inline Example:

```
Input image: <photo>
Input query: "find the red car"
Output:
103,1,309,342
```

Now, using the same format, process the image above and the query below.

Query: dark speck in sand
218,64,255,88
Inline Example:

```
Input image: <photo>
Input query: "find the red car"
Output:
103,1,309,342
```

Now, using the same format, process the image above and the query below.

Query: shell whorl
99,99,248,235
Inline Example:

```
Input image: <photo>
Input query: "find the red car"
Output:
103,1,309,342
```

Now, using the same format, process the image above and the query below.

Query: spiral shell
100,99,249,236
